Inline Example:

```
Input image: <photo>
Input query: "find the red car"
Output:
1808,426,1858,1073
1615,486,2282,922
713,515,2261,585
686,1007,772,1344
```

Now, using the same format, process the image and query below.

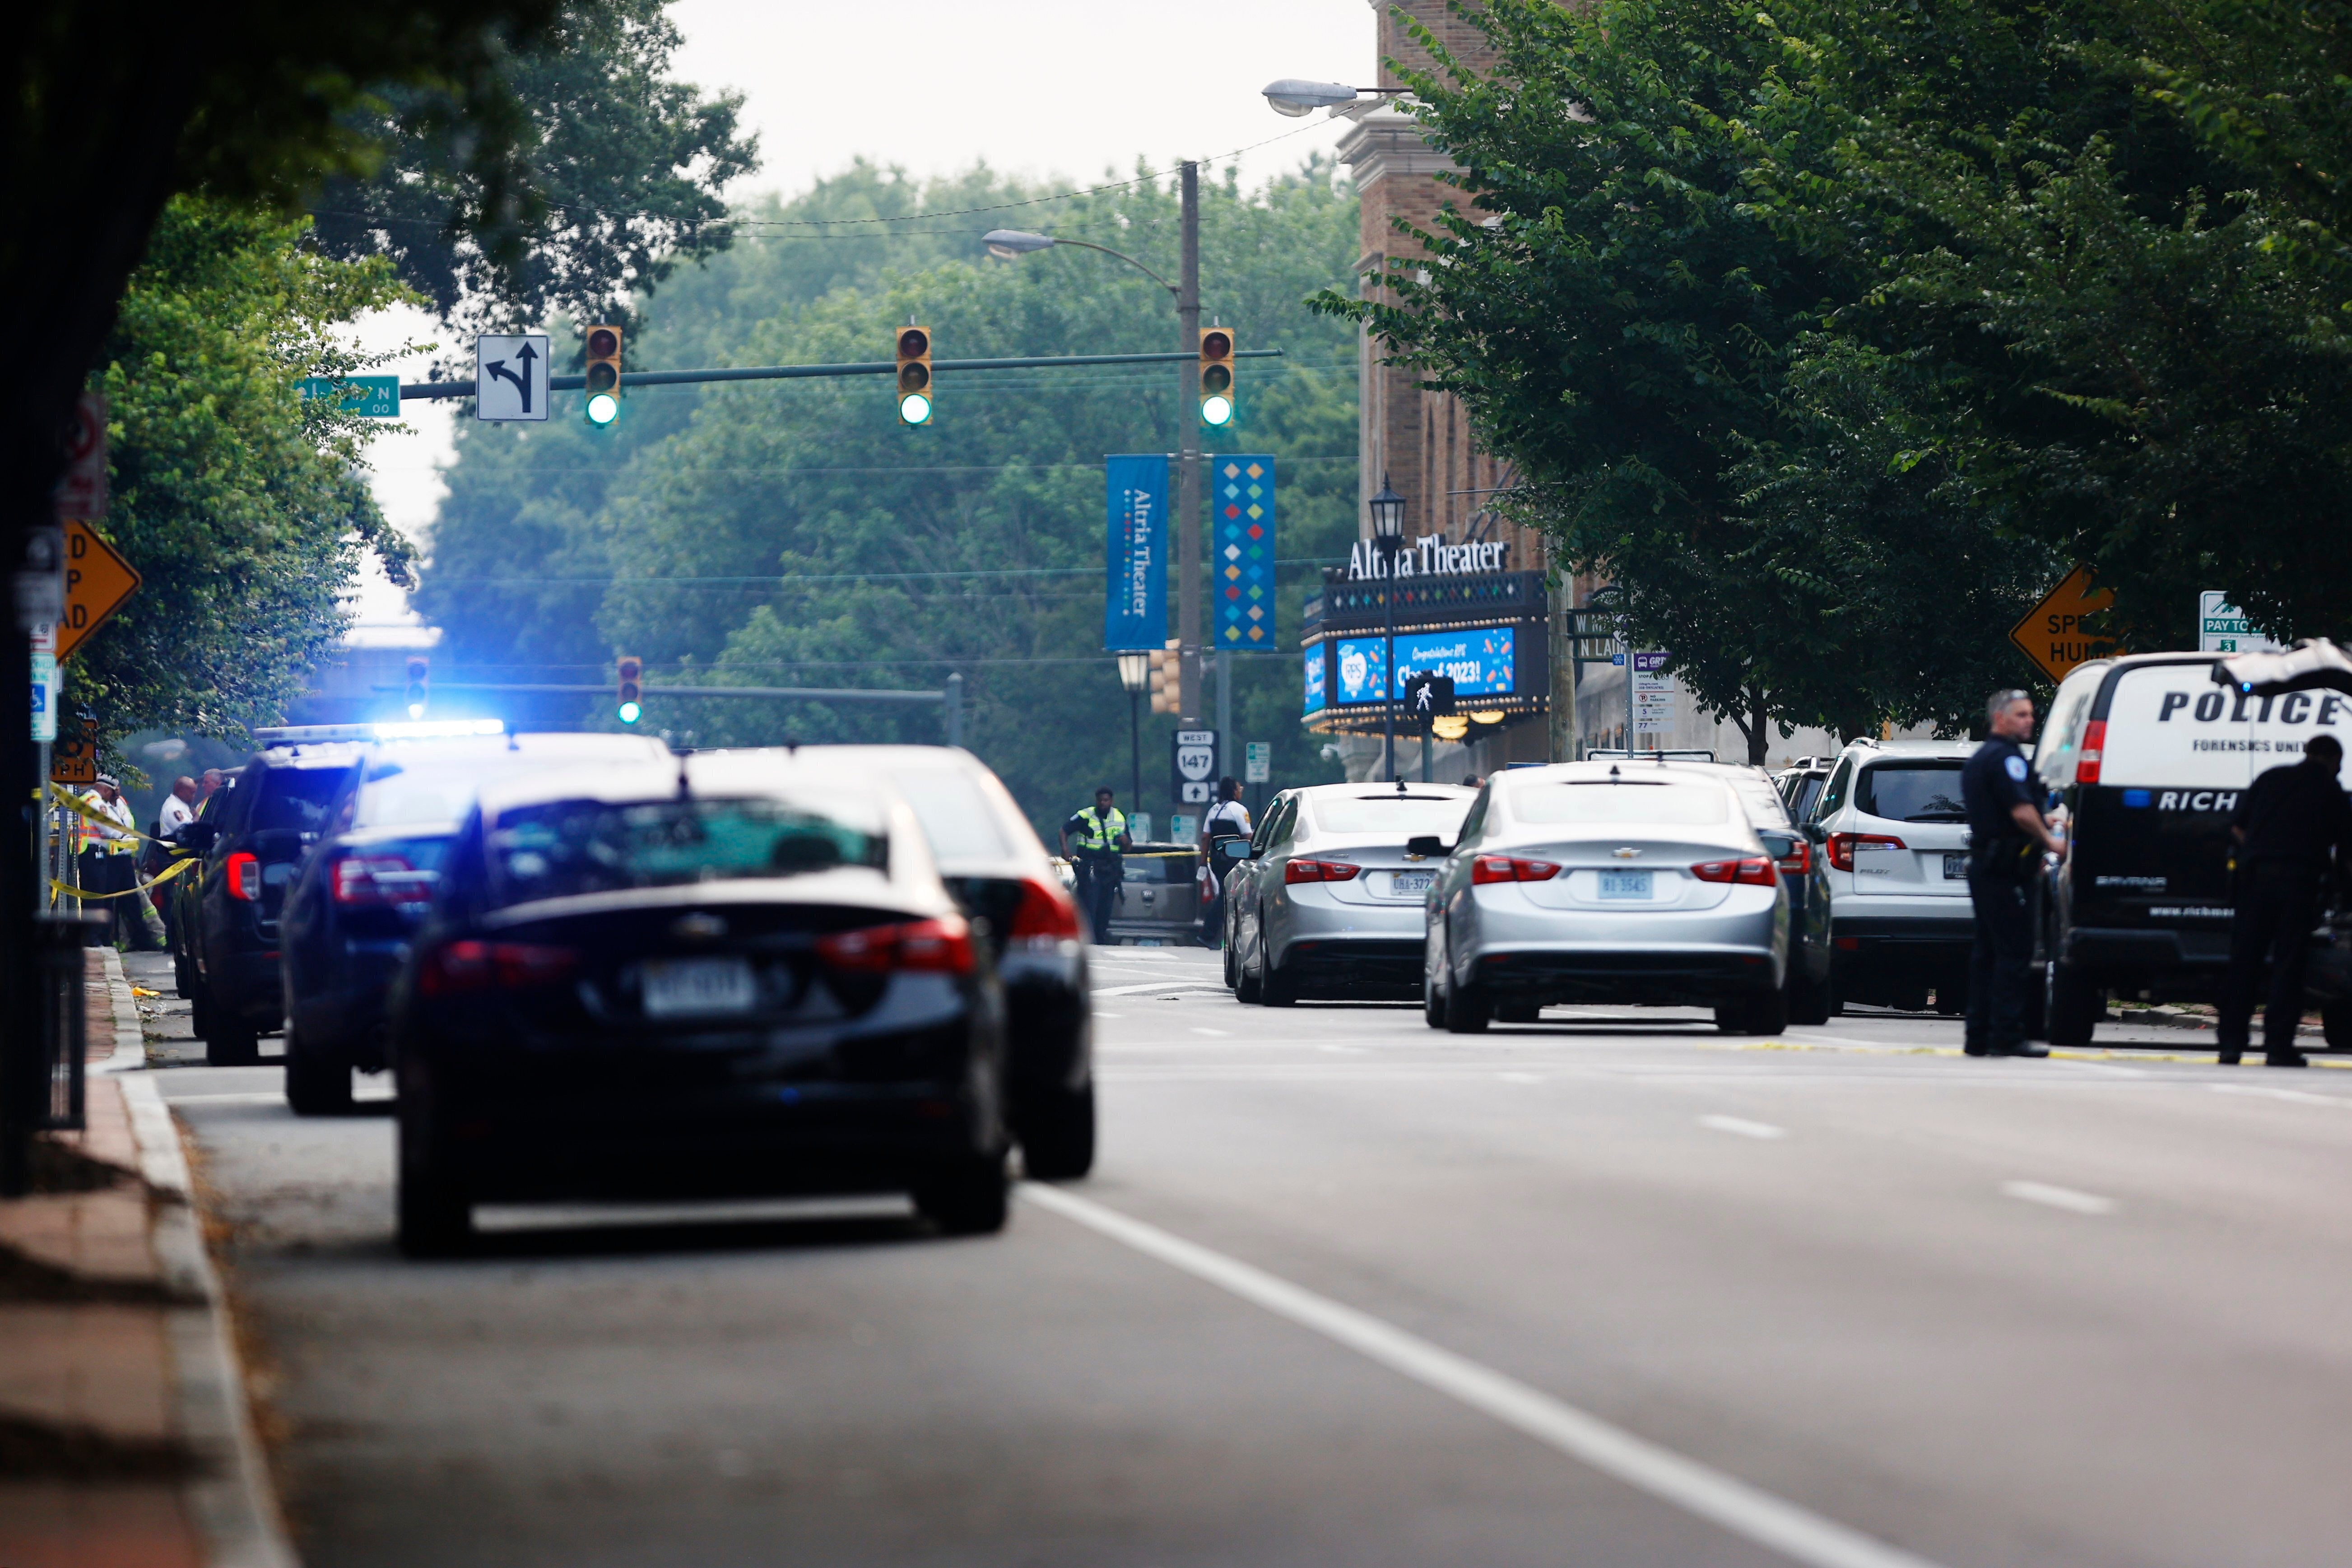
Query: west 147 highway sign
476,335,550,421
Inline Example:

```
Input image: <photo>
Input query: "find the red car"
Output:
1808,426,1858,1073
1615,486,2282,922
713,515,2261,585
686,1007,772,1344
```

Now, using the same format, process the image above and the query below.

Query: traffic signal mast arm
397,349,1284,400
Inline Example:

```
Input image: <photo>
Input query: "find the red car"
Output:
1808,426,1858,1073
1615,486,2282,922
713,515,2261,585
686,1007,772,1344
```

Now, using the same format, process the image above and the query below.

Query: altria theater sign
1346,536,1511,580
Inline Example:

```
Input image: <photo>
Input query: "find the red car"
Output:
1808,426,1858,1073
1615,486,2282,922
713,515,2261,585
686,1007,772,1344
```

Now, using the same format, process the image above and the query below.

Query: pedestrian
1961,690,2062,1058
195,768,224,810
2217,732,2352,1067
154,776,199,951
1460,774,1483,789
1197,777,1252,946
78,773,164,950
1058,786,1130,945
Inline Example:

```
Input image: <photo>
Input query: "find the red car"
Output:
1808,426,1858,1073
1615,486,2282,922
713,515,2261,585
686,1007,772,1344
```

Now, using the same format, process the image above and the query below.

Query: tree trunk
1748,686,1771,767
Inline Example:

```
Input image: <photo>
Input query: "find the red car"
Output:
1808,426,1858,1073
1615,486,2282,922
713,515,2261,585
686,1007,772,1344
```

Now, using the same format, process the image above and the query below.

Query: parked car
277,730,672,1114
796,744,1094,1178
1807,738,1979,1013
170,741,365,1065
386,749,1011,1256
1774,758,1835,824
1109,842,1205,945
1418,761,1790,1034
1225,782,1477,1005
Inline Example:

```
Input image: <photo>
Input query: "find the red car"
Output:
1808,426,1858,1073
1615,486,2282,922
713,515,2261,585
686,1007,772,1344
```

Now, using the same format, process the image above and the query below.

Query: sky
344,0,1371,644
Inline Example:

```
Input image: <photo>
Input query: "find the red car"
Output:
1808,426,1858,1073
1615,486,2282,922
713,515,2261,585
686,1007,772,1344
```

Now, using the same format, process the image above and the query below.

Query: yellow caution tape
50,856,196,901
46,782,202,852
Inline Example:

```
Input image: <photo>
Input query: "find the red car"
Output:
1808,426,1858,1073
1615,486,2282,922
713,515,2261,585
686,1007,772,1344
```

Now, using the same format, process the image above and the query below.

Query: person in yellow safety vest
1058,786,1130,945
78,773,165,950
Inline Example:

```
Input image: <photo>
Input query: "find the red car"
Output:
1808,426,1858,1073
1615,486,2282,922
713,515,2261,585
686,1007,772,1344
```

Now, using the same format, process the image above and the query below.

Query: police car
2035,650,2352,1047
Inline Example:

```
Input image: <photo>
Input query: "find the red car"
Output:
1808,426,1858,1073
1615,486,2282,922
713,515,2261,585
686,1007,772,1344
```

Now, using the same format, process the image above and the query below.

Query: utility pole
1214,649,1231,782
1548,573,1579,762
1175,161,1204,724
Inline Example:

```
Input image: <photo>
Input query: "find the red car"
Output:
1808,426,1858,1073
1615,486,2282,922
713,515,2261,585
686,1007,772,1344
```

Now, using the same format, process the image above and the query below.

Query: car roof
474,749,896,819
364,731,670,767
1294,781,1474,799
779,745,1053,874
247,744,365,769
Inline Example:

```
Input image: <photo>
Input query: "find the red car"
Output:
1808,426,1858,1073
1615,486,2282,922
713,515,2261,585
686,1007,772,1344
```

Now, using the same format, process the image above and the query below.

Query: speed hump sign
1172,729,1217,805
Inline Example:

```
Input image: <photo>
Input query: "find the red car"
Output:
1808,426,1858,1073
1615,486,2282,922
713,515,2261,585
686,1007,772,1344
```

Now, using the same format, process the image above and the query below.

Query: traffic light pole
394,348,1283,401
1175,161,1204,726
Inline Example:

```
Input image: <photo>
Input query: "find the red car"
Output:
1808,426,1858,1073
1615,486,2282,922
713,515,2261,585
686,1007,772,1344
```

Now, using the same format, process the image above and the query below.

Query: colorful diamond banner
1212,455,1275,648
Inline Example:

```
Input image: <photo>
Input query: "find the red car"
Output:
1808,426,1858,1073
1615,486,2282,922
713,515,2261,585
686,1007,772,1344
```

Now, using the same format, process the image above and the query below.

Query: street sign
29,623,55,743
2008,565,2115,684
54,392,107,521
1405,672,1456,720
56,519,141,661
1632,651,1674,735
299,375,401,417
1244,740,1271,784
2197,591,2286,655
475,334,550,421
1172,728,1217,805
50,719,96,786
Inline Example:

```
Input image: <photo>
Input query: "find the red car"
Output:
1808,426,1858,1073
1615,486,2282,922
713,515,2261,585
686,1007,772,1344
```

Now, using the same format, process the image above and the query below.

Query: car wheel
1423,971,1447,1029
2046,960,2101,1047
1495,999,1541,1024
1236,922,1264,1005
396,1124,471,1258
283,1026,353,1117
1261,950,1298,1007
1788,968,1832,1028
2325,999,2352,1052
1223,935,1238,991
172,947,196,1000
1443,958,1490,1034
203,1008,260,1068
1746,985,1789,1037
912,1149,1011,1235
1019,1084,1096,1181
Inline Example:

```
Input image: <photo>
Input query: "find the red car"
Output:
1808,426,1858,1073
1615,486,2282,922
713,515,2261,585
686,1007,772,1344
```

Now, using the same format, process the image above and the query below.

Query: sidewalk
0,948,295,1567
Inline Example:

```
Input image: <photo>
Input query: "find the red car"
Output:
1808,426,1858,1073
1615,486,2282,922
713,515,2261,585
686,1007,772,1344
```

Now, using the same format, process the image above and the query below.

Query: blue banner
1104,454,1168,651
1213,455,1275,649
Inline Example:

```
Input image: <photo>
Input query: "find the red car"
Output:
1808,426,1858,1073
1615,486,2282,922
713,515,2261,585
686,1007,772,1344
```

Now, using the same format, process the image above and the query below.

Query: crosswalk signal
616,655,643,724
1148,640,1180,715
896,326,934,425
1199,326,1236,428
584,326,623,426
404,656,428,719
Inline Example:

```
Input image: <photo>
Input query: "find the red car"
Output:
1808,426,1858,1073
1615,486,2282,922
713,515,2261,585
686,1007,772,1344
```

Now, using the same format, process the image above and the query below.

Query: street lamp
981,230,1178,294
1260,80,1404,117
1117,652,1150,816
1368,475,1408,784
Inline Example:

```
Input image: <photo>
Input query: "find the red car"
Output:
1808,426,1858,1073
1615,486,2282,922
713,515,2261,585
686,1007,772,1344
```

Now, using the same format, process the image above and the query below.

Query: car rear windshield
1857,763,1967,823
354,762,489,828
251,767,351,833
484,796,888,907
1509,782,1729,825
884,768,1013,862
1307,795,1472,835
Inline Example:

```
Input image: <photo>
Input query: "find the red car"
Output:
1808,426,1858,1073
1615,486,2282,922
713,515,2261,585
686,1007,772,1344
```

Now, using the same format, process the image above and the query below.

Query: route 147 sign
1171,729,1217,805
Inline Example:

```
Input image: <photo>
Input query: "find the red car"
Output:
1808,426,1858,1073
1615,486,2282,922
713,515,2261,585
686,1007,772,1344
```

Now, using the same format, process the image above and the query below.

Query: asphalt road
130,945,2352,1568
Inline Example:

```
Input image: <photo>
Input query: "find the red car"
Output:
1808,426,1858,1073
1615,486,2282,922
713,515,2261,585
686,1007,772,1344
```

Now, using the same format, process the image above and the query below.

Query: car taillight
1470,855,1562,885
2076,719,2105,785
224,851,261,903
1285,858,1363,884
1774,839,1812,875
1006,876,1082,942
1692,856,1778,887
417,940,577,998
332,854,432,908
816,916,975,976
1827,833,1907,873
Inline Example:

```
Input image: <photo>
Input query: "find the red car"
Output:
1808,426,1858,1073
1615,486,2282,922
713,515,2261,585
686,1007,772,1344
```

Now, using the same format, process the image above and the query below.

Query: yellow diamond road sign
2008,564,2115,684
57,518,141,662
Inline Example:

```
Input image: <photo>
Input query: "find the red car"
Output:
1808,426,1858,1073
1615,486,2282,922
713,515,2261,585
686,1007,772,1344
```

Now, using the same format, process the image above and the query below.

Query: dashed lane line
1699,1114,1787,1140
1091,980,1234,998
2001,1180,2115,1216
1023,1184,1948,1568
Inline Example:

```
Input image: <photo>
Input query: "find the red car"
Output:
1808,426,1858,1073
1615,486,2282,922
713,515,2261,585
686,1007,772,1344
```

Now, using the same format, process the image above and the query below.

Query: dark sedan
386,751,1011,1256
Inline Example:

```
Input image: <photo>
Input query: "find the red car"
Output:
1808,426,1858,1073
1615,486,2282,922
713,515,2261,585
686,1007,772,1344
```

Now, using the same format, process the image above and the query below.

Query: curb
107,958,301,1568
92,947,148,1073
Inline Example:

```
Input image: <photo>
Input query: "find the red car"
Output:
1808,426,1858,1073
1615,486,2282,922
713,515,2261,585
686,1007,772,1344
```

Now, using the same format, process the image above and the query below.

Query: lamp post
1368,475,1407,784
1116,652,1149,813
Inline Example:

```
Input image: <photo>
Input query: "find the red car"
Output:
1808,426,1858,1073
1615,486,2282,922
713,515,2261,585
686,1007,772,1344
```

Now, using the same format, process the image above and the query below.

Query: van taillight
1007,877,1081,942
417,940,576,998
1692,856,1777,887
224,851,261,902
817,916,975,976
2076,720,2106,785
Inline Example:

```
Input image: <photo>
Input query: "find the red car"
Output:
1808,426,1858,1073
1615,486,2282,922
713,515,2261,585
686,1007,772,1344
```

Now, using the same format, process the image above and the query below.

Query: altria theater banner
1103,454,1167,651
1214,456,1275,649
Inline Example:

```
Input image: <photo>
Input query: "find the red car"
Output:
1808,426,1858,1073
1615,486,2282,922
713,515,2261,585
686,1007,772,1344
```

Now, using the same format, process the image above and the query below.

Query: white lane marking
1191,1027,1232,1038
2001,1180,2115,1216
164,1091,286,1105
1318,1043,1367,1055
2208,1083,2352,1108
1023,1185,1947,1568
1095,1012,1126,1020
1092,981,1232,998
1498,1071,1543,1084
1699,1114,1786,1140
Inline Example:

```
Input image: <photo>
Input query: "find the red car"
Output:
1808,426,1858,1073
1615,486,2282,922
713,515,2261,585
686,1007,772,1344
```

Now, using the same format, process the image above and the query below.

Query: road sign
30,623,54,743
51,719,96,786
2008,565,2115,684
2197,591,2286,655
1405,672,1456,721
299,376,401,417
54,392,107,521
1632,651,1674,735
56,520,141,661
476,334,550,421
1172,728,1217,805
1244,740,1271,784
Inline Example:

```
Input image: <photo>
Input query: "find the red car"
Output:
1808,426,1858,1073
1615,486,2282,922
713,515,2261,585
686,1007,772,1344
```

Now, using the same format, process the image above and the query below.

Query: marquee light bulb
1200,393,1234,427
586,391,620,425
899,391,933,426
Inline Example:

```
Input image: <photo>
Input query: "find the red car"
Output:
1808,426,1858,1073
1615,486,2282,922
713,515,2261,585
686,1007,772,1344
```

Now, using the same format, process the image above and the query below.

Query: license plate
1598,870,1654,900
641,957,756,1019
1943,853,1967,880
1389,871,1435,897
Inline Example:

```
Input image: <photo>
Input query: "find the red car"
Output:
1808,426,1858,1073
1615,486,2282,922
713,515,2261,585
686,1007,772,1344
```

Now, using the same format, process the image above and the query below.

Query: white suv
1803,739,1979,1013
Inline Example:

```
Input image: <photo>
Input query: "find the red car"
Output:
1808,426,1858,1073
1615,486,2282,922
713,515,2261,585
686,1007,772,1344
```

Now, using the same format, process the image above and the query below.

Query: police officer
1962,690,2063,1058
1058,786,1130,945
2218,732,2352,1067
1197,777,1252,946
79,773,164,950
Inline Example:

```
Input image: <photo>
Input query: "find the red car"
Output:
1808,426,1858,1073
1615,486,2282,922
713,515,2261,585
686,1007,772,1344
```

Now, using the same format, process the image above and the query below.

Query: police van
2033,650,2352,1046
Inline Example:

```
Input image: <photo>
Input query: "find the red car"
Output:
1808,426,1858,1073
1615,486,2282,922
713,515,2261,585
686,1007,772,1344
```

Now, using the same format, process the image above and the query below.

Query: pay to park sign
2009,565,2115,684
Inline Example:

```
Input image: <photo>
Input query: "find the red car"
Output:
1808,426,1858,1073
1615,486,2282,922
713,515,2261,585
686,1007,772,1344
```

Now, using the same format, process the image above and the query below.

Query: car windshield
1859,763,1967,822
354,762,489,828
1510,782,1729,825
251,767,350,833
485,796,888,908
885,768,1013,862
1307,794,1471,835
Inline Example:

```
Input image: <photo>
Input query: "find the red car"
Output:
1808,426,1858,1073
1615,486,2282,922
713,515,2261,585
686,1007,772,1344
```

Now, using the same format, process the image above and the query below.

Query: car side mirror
1406,834,1450,858
1758,831,1796,861
1802,822,1826,844
1246,846,1264,859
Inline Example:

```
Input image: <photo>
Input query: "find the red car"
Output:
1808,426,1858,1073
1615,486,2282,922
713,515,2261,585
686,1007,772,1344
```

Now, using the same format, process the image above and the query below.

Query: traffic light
616,655,643,724
1199,326,1236,428
1148,640,1180,715
404,656,428,720
584,325,623,425
896,326,933,424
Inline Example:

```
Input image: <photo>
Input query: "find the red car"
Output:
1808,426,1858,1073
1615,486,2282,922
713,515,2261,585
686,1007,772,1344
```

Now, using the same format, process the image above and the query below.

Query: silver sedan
1226,782,1476,1005
1421,762,1790,1034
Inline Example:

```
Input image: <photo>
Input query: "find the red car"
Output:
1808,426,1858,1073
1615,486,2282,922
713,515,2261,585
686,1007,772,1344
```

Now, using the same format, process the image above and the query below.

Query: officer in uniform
2218,732,2351,1067
1962,690,2063,1058
79,773,164,950
1058,786,1130,945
